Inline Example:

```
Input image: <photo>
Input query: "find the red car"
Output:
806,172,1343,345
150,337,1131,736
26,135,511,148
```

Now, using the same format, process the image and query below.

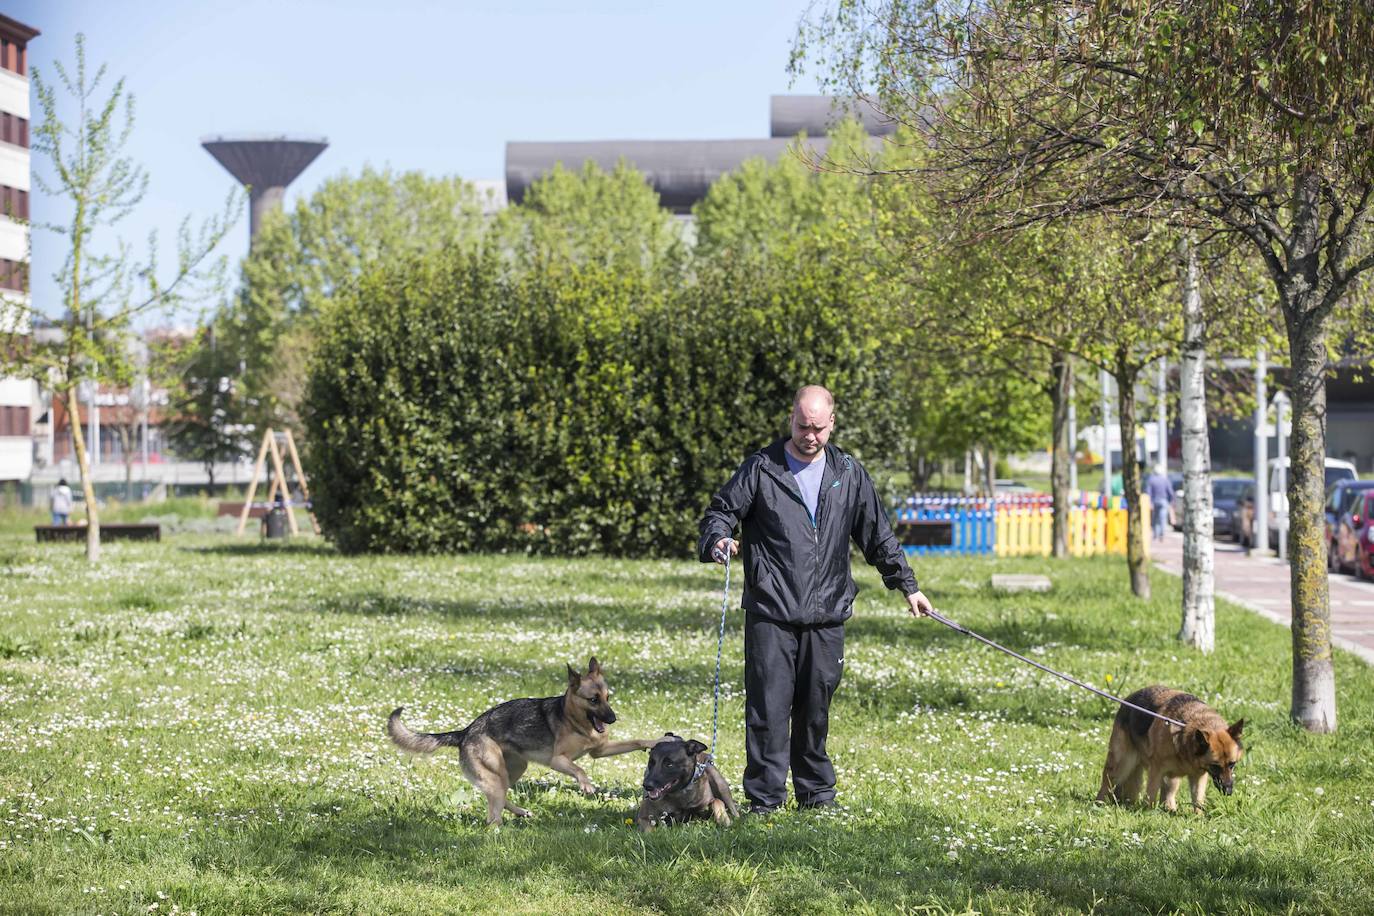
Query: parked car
1267,457,1358,548
993,479,1038,495
1169,476,1252,539
1168,473,1184,531
1212,479,1253,540
1325,480,1374,572
1332,485,1374,579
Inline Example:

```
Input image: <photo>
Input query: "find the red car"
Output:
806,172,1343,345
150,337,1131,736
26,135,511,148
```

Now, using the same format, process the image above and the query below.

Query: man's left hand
906,590,933,618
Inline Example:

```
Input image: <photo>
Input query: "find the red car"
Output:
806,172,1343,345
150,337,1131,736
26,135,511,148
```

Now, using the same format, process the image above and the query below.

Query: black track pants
742,613,845,809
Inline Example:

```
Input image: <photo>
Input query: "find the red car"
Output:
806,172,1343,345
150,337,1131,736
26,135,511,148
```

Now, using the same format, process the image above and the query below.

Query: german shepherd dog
388,657,659,825
1097,685,1245,813
636,734,739,831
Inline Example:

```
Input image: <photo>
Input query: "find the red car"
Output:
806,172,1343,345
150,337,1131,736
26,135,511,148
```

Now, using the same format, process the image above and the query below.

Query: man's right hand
711,537,739,564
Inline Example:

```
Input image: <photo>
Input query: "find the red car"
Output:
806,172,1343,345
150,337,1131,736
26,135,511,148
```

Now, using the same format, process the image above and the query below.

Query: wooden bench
895,518,954,548
217,501,267,520
35,523,161,543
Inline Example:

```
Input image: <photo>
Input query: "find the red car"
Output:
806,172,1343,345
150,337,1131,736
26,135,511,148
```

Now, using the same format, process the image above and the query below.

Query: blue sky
12,0,825,319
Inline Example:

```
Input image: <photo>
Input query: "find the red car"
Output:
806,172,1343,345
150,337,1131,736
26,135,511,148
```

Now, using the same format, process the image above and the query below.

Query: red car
1334,489,1374,580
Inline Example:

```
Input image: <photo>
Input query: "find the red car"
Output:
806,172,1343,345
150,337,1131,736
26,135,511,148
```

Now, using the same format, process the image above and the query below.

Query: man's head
789,385,834,461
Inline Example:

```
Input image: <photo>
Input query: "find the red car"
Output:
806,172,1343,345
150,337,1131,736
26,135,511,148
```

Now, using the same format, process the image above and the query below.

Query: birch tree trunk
65,385,101,563
1050,351,1072,558
1177,236,1215,652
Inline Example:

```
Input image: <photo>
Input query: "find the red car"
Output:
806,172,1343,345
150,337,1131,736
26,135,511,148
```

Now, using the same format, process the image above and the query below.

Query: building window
0,38,24,76
0,112,28,149
0,258,27,292
0,186,28,220
0,404,30,437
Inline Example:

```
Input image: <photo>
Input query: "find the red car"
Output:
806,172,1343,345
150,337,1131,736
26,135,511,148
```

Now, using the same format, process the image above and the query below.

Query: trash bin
264,507,289,539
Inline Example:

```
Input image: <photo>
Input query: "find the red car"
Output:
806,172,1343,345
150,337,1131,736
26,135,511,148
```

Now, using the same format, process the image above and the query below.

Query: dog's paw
578,781,597,795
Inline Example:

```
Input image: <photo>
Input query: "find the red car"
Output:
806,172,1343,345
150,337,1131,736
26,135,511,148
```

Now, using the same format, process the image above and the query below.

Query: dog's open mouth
591,716,607,734
644,784,672,800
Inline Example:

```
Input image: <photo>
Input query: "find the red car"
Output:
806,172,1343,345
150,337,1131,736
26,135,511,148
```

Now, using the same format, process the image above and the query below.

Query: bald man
698,385,932,814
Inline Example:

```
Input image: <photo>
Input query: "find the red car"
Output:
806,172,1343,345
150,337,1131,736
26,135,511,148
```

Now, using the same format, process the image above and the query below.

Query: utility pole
1275,390,1290,562
1254,348,1269,553
1068,371,1078,491
1156,358,1168,471
1099,369,1112,496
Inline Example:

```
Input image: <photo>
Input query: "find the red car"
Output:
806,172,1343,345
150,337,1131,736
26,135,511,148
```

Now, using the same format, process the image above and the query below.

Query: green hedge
302,242,907,556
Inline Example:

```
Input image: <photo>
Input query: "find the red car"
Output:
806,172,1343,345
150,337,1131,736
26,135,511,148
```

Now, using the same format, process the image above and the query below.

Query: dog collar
689,759,709,786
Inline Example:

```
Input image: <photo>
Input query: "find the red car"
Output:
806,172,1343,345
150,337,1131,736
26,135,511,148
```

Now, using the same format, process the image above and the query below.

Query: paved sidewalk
1152,530,1374,666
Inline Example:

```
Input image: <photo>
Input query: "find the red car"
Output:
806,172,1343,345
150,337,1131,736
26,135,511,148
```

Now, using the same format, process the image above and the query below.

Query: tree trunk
1115,358,1149,598
983,446,996,496
66,385,101,563
1050,351,1072,558
1285,301,1337,732
1177,236,1215,652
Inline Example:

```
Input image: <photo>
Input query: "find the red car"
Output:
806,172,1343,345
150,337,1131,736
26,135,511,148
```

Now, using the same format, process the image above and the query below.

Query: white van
1268,456,1358,545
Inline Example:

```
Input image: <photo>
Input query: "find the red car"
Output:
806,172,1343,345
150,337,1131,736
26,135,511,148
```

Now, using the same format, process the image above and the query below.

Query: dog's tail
387,707,468,755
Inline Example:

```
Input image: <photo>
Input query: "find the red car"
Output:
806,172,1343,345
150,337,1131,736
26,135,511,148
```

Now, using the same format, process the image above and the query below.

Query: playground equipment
235,428,319,536
896,494,1149,558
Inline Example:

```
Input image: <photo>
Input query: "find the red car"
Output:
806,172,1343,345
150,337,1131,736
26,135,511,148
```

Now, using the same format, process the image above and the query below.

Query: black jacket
697,439,918,626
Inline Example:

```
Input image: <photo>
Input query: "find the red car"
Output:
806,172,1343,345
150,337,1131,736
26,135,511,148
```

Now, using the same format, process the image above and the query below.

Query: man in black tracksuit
698,385,931,813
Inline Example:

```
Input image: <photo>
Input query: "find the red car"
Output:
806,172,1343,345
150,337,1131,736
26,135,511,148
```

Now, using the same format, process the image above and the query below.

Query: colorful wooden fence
896,495,1149,558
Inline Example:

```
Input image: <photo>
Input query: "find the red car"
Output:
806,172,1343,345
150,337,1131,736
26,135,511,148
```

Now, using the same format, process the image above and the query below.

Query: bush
303,244,907,556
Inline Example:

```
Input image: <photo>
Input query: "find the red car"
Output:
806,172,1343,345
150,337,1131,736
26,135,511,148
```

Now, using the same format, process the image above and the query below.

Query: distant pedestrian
1143,464,1174,542
50,478,73,526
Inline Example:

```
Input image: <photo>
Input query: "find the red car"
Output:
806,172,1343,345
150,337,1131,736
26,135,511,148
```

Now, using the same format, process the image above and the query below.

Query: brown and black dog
388,657,660,825
636,734,739,831
1097,685,1245,812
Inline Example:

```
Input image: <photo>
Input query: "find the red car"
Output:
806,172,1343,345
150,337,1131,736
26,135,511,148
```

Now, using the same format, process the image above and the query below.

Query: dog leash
708,548,732,762
924,609,1189,729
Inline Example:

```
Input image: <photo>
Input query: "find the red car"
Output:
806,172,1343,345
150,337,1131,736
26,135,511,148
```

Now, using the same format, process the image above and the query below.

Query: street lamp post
1068,370,1078,491
1100,369,1112,497
1275,390,1290,562
1254,348,1268,554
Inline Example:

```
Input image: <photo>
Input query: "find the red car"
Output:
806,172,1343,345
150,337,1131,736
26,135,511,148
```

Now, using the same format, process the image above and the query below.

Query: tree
160,324,246,489
1,35,236,562
795,0,1374,730
223,168,490,432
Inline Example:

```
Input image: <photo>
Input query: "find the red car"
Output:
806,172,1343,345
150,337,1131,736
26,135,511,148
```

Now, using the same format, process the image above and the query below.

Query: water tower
201,135,328,242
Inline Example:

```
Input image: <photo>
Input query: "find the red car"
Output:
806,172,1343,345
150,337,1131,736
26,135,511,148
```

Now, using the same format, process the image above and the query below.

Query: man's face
789,396,834,458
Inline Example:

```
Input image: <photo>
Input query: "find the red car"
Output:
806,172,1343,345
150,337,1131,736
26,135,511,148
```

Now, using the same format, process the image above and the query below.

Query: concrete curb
1153,562,1374,668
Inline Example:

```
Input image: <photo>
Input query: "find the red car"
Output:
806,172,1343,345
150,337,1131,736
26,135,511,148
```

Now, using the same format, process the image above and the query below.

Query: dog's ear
1228,718,1245,740
1193,729,1211,754
684,740,708,758
663,731,678,739
587,656,602,676
566,663,581,689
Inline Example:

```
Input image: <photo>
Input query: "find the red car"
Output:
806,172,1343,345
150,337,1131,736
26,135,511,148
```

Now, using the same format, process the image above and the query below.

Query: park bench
217,501,266,520
895,517,954,548
34,523,161,543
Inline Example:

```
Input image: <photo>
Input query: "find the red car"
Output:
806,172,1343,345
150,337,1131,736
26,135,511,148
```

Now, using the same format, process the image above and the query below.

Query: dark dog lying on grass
636,733,739,831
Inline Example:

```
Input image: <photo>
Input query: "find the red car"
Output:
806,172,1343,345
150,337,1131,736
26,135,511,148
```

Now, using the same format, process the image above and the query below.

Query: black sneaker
743,804,779,818
798,798,839,811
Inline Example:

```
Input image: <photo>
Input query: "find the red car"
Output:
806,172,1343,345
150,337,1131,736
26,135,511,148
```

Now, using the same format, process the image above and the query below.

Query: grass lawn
1,526,1371,914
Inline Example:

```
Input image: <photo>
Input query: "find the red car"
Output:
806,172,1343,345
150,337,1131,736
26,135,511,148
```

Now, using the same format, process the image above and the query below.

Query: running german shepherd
388,657,659,825
1096,685,1245,812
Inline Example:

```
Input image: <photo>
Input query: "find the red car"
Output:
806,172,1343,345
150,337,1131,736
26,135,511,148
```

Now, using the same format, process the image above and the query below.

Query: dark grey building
505,95,892,214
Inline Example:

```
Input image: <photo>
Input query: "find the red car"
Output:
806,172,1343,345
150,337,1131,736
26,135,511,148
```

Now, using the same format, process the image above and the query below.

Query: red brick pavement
1152,530,1374,666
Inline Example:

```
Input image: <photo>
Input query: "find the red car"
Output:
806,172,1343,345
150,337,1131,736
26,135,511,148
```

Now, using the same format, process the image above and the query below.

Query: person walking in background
50,478,73,526
1144,463,1174,542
